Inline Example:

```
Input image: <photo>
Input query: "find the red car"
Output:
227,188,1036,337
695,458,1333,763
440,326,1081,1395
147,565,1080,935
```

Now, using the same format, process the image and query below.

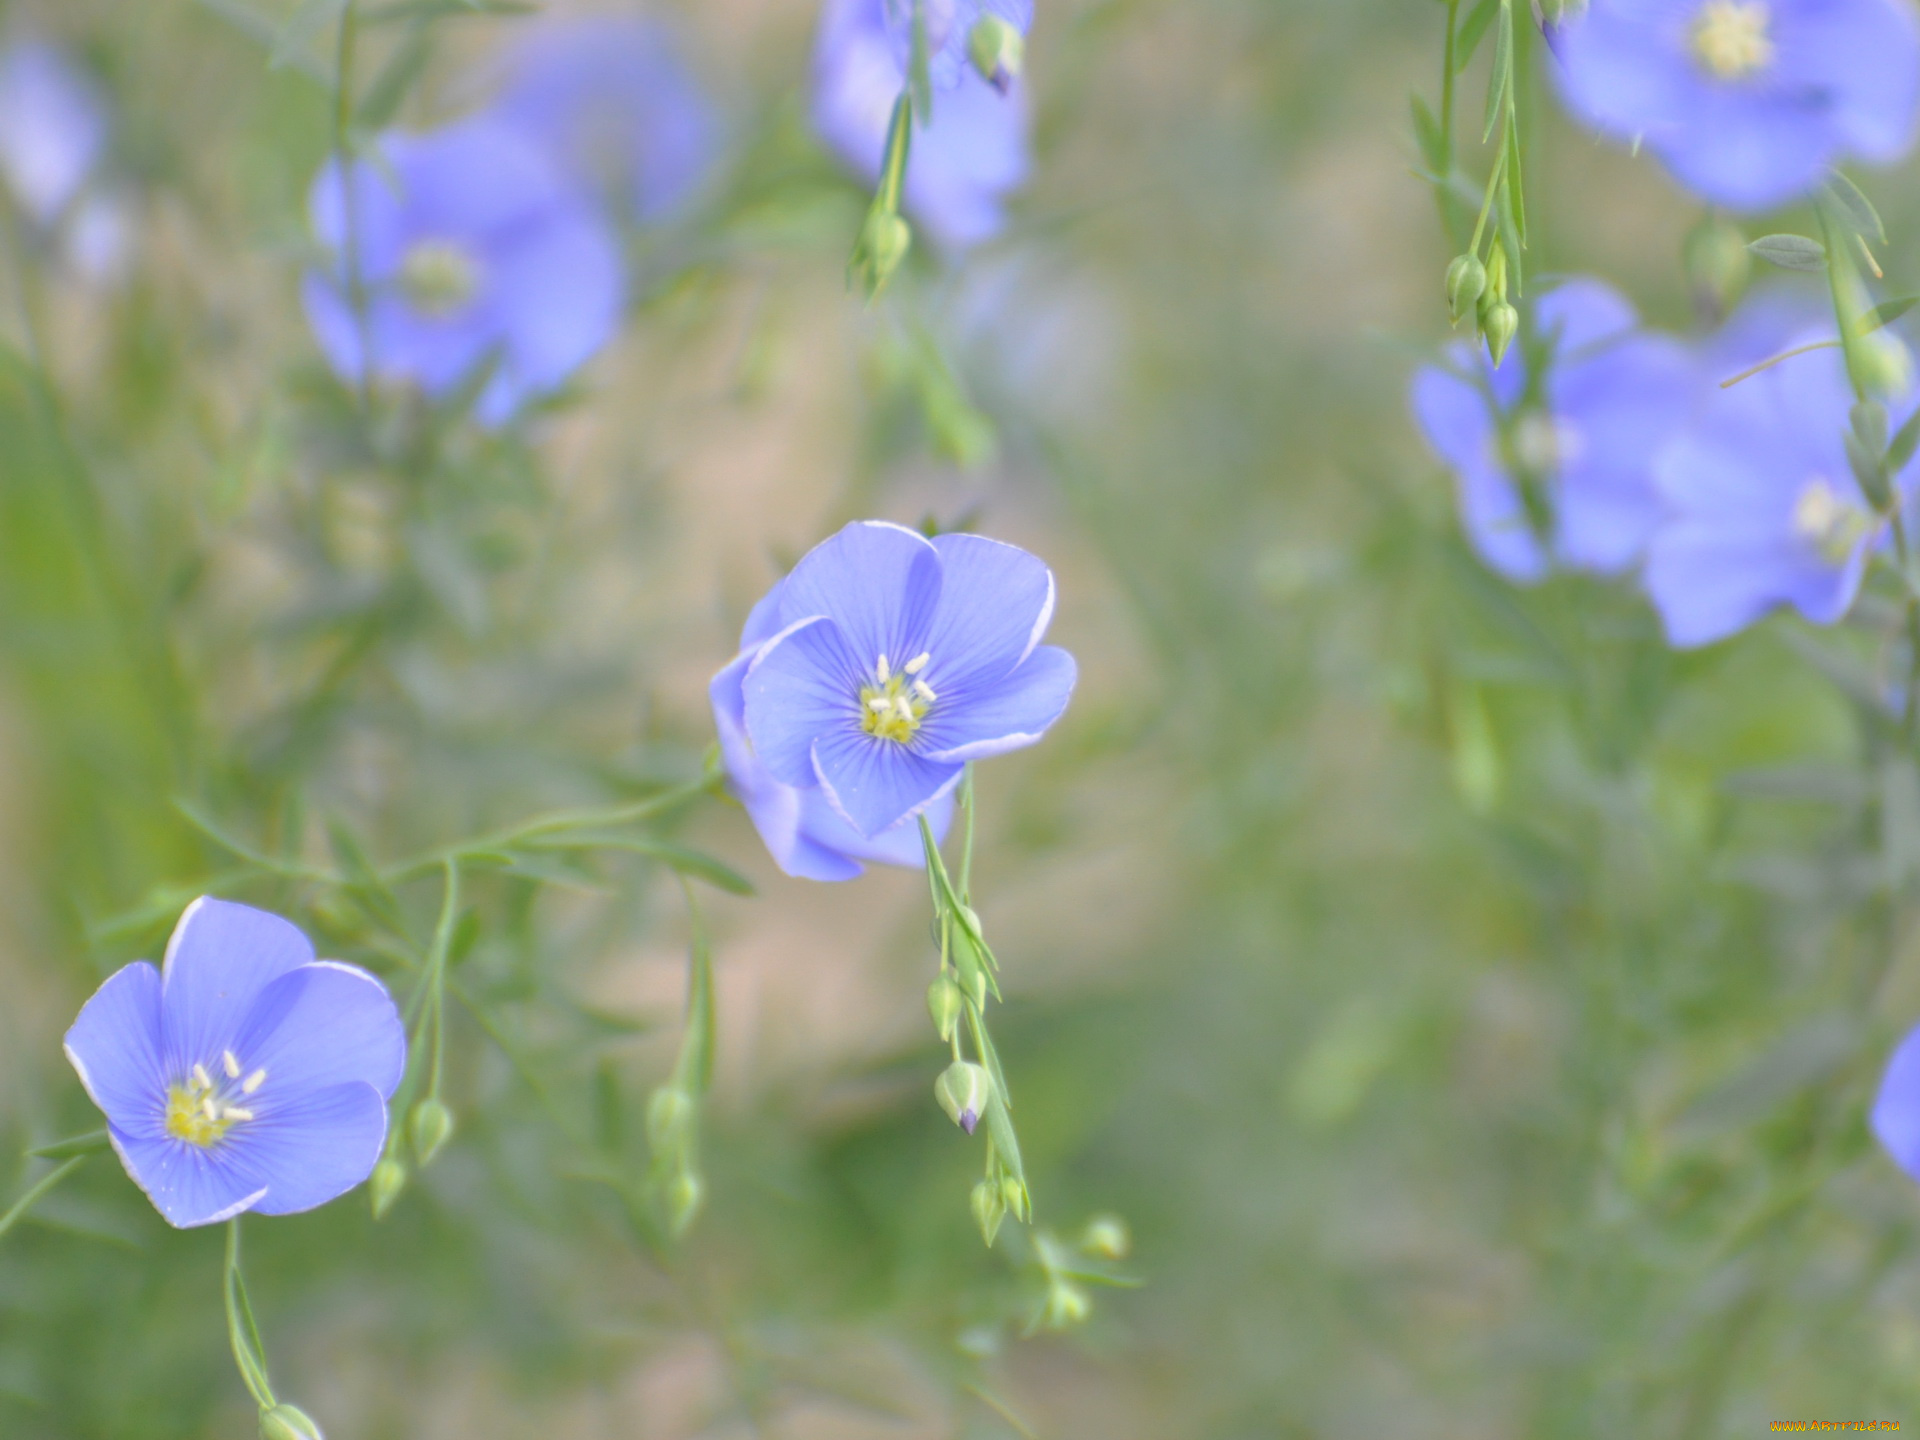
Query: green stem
224,1218,277,1412
0,1155,88,1242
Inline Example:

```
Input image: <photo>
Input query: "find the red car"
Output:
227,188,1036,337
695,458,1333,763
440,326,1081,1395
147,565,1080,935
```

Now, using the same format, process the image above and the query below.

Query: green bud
935,1061,992,1135
260,1404,325,1440
1080,1213,1131,1260
1482,302,1519,366
1041,1279,1091,1330
999,1173,1030,1223
646,1086,697,1154
369,1157,407,1220
927,975,965,1042
967,15,1024,93
662,1168,704,1240
854,209,912,297
970,1178,1006,1247
1684,217,1750,319
1856,332,1914,400
408,1098,454,1167
1445,254,1486,323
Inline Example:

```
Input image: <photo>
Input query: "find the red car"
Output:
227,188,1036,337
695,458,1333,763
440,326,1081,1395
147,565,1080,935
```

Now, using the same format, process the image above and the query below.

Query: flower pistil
860,651,936,743
165,1049,266,1148
1691,0,1774,81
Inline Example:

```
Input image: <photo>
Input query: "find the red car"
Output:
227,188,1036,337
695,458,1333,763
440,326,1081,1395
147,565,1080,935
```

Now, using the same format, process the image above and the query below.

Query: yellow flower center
859,651,936,744
1691,0,1774,81
1792,477,1870,564
399,239,481,317
164,1052,266,1149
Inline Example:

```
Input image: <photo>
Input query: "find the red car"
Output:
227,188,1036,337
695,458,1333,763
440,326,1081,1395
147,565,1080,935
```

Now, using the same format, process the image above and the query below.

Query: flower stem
0,1154,89,1243
224,1218,277,1412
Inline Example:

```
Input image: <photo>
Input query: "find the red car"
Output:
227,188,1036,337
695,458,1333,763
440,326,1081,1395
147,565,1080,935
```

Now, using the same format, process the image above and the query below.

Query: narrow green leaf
354,25,431,129
1455,0,1500,71
1889,405,1920,474
1747,233,1828,271
1863,296,1919,334
1410,94,1447,173
270,0,349,70
1825,171,1886,243
27,1131,111,1161
528,833,754,895
1481,2,1512,144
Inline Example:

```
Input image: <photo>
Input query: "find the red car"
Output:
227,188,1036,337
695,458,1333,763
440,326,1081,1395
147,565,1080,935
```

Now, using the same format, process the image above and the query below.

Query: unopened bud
927,975,965,1042
935,1061,992,1135
1445,254,1486,323
967,15,1024,93
646,1086,696,1153
1000,1173,1030,1222
1684,217,1750,319
971,1178,1006,1246
1857,332,1914,400
661,1168,704,1239
1482,302,1519,366
856,209,912,296
260,1403,324,1440
1041,1279,1091,1330
369,1157,407,1219
1080,1213,1131,1260
408,1098,454,1167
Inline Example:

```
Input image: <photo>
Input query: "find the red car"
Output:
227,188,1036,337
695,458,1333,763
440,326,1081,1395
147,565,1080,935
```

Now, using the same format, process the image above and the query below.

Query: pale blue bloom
814,0,1031,250
1875,1021,1920,1182
492,17,720,225
1552,0,1920,211
1410,278,1695,582
303,118,625,426
0,41,106,226
64,898,405,1229
732,521,1074,841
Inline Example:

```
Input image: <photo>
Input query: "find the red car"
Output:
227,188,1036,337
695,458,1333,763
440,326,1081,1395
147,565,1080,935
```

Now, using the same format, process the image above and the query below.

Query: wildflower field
9,0,1920,1436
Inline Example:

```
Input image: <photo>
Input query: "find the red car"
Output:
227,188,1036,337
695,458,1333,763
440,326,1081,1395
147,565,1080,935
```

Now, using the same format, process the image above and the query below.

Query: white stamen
895,696,915,722
913,679,937,702
905,653,930,675
869,695,893,712
192,1063,212,1090
202,1096,220,1120
876,654,891,682
223,1050,242,1079
243,1069,267,1095
223,1107,255,1123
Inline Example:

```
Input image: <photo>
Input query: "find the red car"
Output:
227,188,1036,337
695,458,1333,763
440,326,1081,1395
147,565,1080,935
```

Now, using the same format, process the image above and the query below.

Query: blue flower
814,0,1031,251
881,0,1033,92
734,521,1075,840
1410,277,1695,582
1552,0,1920,211
0,40,130,282
303,118,625,427
491,17,720,226
1642,297,1915,646
1874,1021,1920,1183
713,584,955,881
64,898,405,1229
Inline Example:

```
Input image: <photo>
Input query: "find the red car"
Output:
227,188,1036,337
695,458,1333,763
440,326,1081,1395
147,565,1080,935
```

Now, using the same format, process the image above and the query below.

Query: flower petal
743,614,867,789
222,1081,391,1217
231,961,407,1104
1874,1022,1920,1181
108,1129,268,1229
160,898,316,1079
918,644,1076,763
64,962,166,1140
812,729,963,837
924,533,1057,693
777,521,942,674
480,202,625,423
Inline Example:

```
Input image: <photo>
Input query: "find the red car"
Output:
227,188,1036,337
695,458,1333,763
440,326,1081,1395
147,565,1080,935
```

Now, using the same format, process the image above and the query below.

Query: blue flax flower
1411,277,1695,582
1874,1021,1920,1183
733,521,1075,841
491,17,719,225
1642,299,1913,646
0,40,129,281
714,584,954,881
1552,0,1920,211
64,898,405,1228
815,0,1031,251
303,118,625,427
881,0,1033,92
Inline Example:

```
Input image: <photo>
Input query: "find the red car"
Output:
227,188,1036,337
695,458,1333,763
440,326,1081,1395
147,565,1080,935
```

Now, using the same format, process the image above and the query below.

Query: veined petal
812,730,963,837
777,521,942,673
219,1081,390,1217
918,645,1076,763
743,615,867,789
232,961,407,1104
160,898,316,1080
108,1129,268,1229
797,782,954,869
64,962,166,1140
924,533,1056,692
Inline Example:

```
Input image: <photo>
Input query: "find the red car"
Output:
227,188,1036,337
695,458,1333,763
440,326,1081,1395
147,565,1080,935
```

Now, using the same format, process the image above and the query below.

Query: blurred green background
5,0,1920,1436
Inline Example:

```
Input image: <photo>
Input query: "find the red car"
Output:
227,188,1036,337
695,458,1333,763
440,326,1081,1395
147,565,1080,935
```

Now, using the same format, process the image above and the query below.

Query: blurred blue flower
815,0,1031,251
64,898,405,1229
1874,1021,1920,1182
303,118,626,426
1410,277,1695,583
714,582,954,881
1642,301,1914,646
0,39,130,282
881,0,1033,91
736,521,1075,840
492,17,719,226
1552,0,1920,211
